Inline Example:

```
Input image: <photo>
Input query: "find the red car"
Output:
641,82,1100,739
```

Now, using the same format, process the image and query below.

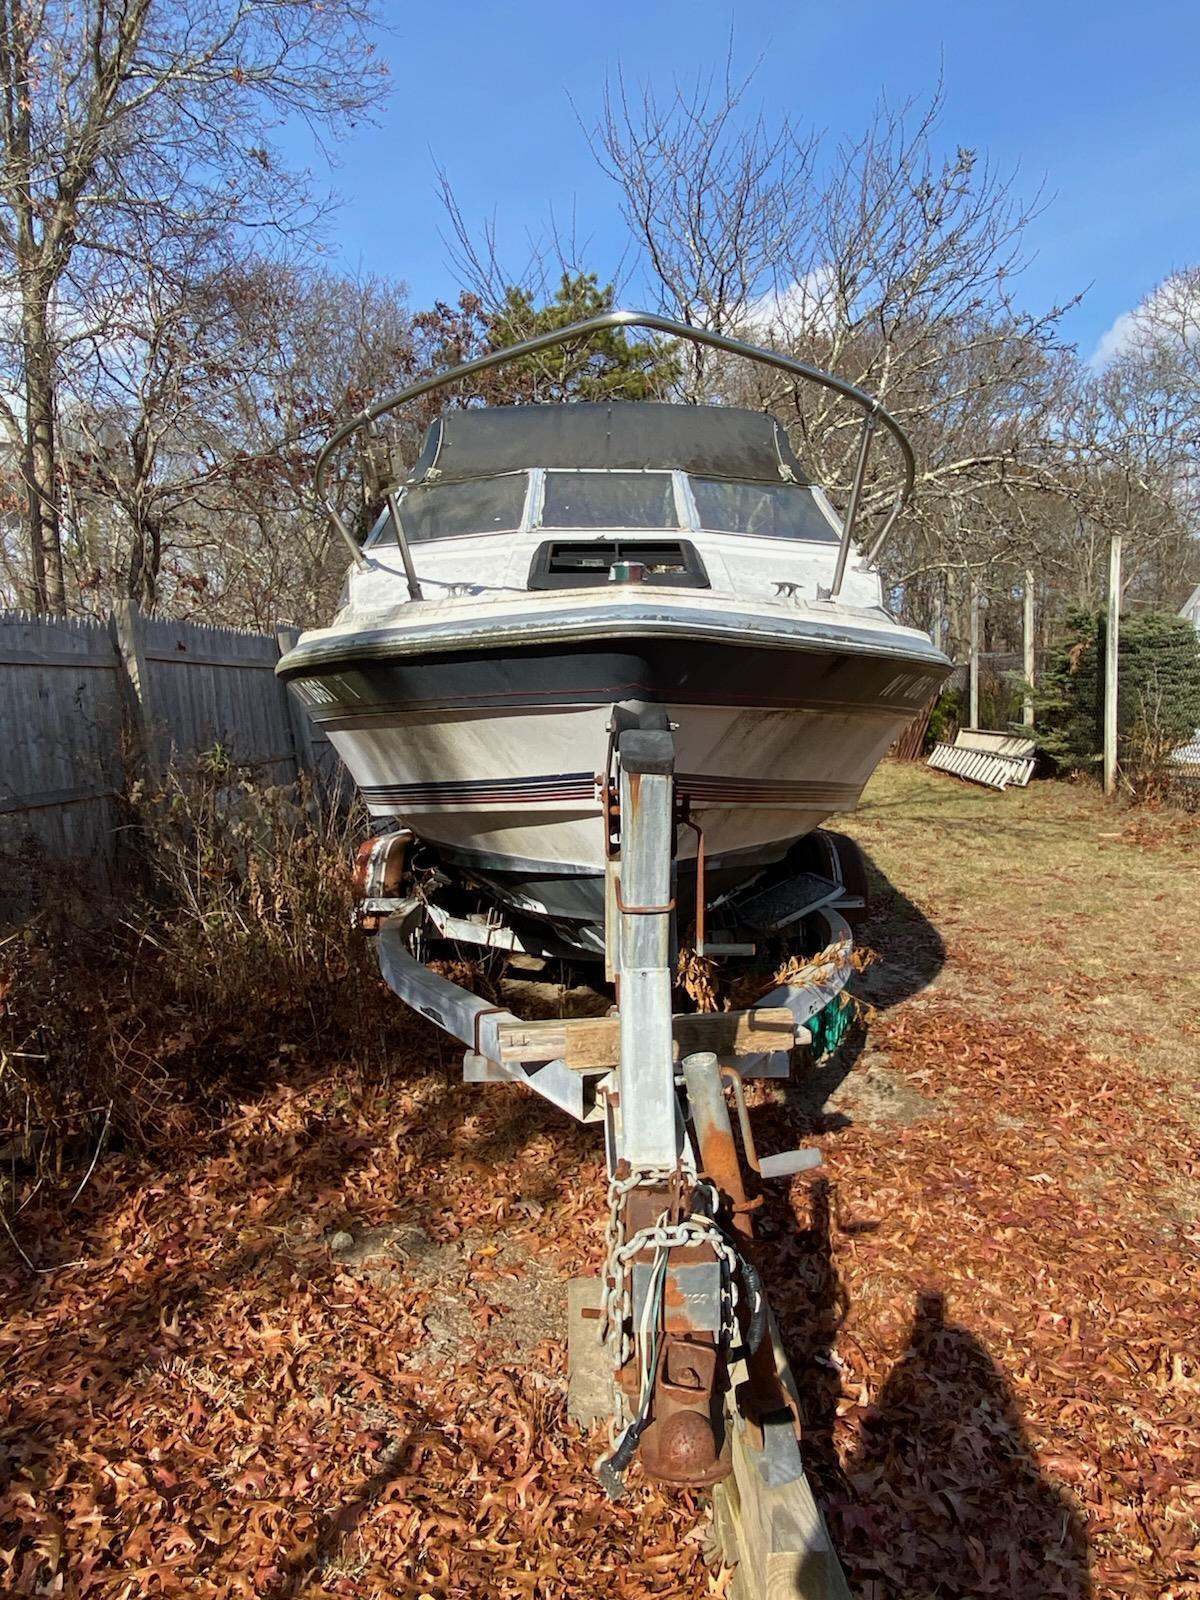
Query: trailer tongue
359,714,857,1597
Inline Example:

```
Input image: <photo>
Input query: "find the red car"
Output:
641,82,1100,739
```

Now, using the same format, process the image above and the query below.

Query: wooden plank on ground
713,1416,852,1600
565,1277,612,1427
495,1008,796,1070
713,1310,852,1600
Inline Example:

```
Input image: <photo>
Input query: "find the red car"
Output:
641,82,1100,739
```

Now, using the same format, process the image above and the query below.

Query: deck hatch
527,538,710,590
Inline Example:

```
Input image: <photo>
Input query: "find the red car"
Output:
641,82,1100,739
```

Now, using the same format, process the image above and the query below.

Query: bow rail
316,308,914,600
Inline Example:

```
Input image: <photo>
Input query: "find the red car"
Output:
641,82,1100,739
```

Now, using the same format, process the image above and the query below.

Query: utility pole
1103,534,1122,796
1022,570,1036,728
968,582,981,729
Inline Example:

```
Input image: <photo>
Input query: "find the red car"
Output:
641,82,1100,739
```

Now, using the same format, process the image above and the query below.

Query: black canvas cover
409,402,808,486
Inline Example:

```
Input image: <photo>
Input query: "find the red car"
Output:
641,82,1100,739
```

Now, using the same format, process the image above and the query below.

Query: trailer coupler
596,1165,771,1496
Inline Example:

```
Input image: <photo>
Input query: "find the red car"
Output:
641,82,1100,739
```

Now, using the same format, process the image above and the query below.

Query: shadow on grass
760,1180,1092,1599
744,847,1090,1596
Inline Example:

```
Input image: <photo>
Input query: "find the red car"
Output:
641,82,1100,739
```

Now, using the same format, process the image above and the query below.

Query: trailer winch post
683,1052,802,1442
614,726,679,1170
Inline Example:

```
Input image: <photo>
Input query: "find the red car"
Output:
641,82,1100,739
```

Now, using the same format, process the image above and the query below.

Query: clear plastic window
370,473,528,546
690,477,839,543
541,471,678,529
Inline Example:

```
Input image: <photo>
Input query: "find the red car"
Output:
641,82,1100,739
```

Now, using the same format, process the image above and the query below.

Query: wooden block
495,1007,796,1070
672,1009,796,1064
497,1016,616,1067
566,1277,612,1427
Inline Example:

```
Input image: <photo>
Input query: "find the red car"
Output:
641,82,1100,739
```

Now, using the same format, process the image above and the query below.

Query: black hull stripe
679,780,860,805
366,782,595,804
286,637,948,727
362,772,594,804
360,772,860,808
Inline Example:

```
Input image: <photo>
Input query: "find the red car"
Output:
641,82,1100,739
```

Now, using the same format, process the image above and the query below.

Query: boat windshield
689,477,839,544
364,463,840,548
372,473,528,546
541,470,678,529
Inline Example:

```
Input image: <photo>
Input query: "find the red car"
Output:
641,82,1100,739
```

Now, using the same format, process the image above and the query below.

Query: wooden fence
0,604,336,902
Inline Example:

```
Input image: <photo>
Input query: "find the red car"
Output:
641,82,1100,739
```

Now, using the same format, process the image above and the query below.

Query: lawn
780,763,1200,1598
0,763,1196,1598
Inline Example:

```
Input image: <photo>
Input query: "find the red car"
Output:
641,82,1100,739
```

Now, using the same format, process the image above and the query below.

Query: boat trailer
357,720,859,1599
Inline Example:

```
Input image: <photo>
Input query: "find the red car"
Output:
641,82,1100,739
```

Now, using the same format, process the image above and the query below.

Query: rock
328,1230,355,1254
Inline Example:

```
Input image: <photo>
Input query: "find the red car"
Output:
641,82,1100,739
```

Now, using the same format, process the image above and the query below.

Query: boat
274,313,954,1512
277,312,950,959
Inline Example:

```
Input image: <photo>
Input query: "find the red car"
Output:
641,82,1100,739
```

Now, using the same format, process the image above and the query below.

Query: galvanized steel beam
614,727,680,1171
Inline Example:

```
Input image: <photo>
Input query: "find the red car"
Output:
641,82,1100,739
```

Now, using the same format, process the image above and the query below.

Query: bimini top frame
315,308,916,602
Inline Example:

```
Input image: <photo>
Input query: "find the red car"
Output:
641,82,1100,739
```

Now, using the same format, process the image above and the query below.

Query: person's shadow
779,1182,1091,1597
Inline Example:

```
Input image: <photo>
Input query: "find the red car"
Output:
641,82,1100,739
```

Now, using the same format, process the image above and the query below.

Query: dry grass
0,767,406,1169
845,761,1200,1104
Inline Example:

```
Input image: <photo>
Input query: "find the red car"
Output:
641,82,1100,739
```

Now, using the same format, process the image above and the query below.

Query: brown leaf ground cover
2,763,1198,1597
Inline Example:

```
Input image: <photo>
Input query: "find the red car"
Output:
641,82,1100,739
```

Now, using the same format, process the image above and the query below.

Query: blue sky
288,0,1200,364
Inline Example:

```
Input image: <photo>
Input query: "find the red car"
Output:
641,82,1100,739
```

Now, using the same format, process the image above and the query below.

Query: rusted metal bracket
721,1064,823,1181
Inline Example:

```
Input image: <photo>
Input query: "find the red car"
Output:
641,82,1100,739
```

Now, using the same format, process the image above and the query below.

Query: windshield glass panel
690,477,839,543
370,473,528,546
541,471,678,529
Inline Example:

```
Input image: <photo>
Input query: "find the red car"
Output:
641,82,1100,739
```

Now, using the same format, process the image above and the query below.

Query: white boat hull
326,698,897,873
282,598,950,946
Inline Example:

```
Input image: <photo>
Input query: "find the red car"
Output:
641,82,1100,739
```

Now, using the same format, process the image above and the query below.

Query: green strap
809,992,854,1058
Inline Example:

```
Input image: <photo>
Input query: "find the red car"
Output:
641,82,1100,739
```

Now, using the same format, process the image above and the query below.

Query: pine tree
485,276,681,403
1037,608,1200,778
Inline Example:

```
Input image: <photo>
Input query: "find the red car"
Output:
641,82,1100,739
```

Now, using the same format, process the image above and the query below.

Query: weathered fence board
1,606,340,909
132,610,300,781
0,612,124,886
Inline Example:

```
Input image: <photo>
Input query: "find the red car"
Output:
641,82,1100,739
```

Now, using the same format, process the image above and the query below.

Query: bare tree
588,72,1082,640
59,260,416,624
1092,266,1200,574
0,0,387,612
589,58,819,399
213,266,418,625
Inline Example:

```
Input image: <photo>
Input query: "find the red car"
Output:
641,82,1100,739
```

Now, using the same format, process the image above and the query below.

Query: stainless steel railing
315,308,915,601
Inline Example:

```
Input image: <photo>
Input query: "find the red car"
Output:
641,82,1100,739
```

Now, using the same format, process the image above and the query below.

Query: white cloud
1090,305,1144,367
747,265,839,339
1089,271,1200,367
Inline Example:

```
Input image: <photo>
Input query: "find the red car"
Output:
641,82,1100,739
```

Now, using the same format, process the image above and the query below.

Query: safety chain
599,1171,741,1371
599,1166,675,1363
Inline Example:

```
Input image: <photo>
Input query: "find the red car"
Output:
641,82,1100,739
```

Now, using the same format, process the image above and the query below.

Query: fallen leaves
759,997,1200,1600
4,766,1200,1597
0,1043,712,1598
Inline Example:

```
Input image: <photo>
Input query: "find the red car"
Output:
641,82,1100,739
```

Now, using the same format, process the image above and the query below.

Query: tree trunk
126,511,162,612
22,291,65,612
21,426,47,607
